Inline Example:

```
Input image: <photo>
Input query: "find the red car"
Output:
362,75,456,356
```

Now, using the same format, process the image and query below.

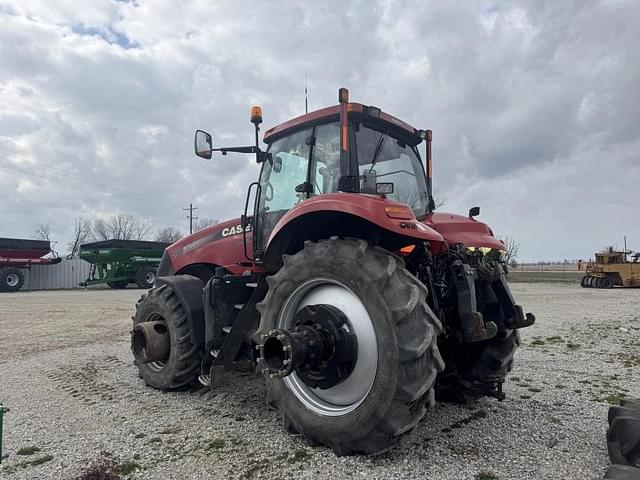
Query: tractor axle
258,304,357,389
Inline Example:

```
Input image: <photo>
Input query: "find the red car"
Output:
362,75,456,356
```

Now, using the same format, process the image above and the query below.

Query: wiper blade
369,133,385,172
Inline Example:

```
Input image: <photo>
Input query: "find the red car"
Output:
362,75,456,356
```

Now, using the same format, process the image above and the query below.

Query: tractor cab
195,88,434,263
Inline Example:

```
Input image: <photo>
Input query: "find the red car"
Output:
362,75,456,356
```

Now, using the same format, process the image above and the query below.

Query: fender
156,274,205,347
424,212,505,250
264,193,446,271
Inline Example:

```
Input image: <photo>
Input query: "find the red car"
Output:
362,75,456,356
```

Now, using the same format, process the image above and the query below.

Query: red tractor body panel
163,203,506,277
424,212,505,250
267,193,445,248
165,218,254,275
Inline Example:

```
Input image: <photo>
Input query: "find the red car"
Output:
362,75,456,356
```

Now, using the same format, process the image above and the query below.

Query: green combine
79,240,170,289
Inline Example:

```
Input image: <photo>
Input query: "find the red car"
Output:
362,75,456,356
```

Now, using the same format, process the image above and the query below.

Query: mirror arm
212,146,271,165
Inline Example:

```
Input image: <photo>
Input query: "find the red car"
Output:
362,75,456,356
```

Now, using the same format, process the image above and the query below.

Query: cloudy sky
1,0,638,262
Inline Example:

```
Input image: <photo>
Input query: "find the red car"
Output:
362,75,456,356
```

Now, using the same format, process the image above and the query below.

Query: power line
183,203,198,234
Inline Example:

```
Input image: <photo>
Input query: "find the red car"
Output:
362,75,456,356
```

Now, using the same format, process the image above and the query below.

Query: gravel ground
0,284,638,480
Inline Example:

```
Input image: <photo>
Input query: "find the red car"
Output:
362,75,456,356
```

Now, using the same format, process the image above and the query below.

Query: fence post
0,403,9,463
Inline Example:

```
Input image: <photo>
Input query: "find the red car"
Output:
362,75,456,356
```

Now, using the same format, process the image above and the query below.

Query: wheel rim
277,278,378,417
6,273,19,287
144,312,168,371
145,271,155,284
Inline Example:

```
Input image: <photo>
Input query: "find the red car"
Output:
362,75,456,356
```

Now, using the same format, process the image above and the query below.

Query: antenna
304,73,308,114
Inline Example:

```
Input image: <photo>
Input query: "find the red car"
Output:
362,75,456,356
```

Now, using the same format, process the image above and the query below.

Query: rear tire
580,276,589,288
135,267,156,289
0,267,24,292
132,284,201,389
437,329,520,403
257,238,444,456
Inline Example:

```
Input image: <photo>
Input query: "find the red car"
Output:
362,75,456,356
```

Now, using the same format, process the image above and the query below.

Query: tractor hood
423,212,505,251
162,217,252,276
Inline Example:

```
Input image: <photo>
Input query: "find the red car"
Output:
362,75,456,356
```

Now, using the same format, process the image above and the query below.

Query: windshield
353,123,429,217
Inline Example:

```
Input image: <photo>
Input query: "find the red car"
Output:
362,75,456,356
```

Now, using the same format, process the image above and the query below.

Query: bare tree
67,217,93,258
193,217,219,232
34,223,52,242
432,186,446,209
93,214,152,241
156,227,183,243
499,236,520,266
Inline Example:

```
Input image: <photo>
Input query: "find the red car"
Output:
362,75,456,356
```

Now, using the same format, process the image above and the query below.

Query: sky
0,0,638,262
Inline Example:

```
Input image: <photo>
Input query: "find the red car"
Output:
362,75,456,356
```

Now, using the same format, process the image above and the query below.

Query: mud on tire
256,238,444,456
132,284,201,390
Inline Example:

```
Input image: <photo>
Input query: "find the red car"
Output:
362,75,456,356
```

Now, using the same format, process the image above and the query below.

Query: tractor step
198,374,210,387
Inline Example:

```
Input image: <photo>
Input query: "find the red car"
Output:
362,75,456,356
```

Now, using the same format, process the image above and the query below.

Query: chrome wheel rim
145,271,155,285
278,278,378,416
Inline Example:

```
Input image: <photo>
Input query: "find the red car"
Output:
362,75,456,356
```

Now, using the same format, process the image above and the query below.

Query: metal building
21,259,91,290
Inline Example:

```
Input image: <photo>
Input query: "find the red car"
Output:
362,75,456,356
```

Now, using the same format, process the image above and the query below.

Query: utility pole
183,203,199,234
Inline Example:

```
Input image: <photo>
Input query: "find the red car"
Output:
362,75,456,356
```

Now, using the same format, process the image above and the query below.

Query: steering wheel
264,182,274,202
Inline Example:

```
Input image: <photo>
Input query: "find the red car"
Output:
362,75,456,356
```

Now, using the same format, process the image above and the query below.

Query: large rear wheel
256,238,443,456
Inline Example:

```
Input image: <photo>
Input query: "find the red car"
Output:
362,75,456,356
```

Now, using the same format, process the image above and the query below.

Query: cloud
0,0,638,260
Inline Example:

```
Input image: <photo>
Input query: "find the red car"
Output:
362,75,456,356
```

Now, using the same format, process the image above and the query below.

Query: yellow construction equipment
579,247,640,288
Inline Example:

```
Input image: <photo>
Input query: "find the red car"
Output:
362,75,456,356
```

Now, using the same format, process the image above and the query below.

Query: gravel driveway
0,284,638,480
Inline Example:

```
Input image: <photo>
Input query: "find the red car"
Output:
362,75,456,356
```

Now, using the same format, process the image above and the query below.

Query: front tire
256,238,443,456
437,329,520,403
132,284,201,389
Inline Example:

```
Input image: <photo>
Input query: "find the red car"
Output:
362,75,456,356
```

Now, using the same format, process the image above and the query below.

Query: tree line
34,214,218,258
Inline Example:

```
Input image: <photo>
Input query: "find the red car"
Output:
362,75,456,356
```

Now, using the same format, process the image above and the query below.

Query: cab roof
263,102,421,145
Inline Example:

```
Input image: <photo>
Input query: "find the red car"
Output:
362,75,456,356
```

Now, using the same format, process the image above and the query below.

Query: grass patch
530,339,546,346
288,448,311,463
207,438,225,450
555,384,566,389
566,343,581,350
528,387,542,393
28,454,54,467
520,395,532,400
622,354,640,368
476,471,498,480
158,425,181,435
546,336,563,343
234,415,245,422
115,460,141,476
148,437,162,444
510,376,520,382
16,446,41,456
550,417,561,424
602,392,626,405
443,409,488,431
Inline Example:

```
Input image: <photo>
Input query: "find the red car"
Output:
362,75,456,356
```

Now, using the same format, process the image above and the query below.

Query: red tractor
131,88,534,455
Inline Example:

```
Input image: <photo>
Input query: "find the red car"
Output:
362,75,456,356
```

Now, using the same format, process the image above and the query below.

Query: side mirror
195,130,213,159
468,206,480,218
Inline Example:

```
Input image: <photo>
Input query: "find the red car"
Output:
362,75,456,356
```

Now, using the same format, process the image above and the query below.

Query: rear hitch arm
451,260,498,342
